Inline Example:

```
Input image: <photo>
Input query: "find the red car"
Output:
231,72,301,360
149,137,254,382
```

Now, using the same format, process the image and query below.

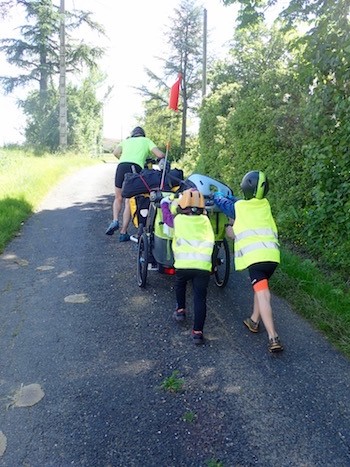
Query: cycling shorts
115,162,142,189
248,261,278,288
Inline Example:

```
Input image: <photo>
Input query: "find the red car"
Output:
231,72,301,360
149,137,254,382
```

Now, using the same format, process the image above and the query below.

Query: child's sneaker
268,336,284,353
173,308,186,322
243,317,260,333
192,330,204,345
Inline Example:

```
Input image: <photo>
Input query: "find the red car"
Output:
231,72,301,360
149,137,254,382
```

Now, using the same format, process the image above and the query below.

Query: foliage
66,73,103,155
178,135,201,177
198,6,350,276
205,460,224,467
21,87,60,152
199,82,239,183
200,25,306,190
222,0,276,28
142,97,182,160
21,72,103,154
293,0,350,273
0,0,105,95
271,246,350,358
182,411,197,423
160,370,184,393
0,0,105,152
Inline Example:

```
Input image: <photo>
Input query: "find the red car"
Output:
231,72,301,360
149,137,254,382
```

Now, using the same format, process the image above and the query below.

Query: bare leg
251,289,278,339
250,292,261,323
120,198,131,234
106,187,123,235
113,187,123,221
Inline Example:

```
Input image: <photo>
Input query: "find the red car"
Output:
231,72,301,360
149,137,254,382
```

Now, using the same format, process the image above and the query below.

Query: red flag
168,74,182,111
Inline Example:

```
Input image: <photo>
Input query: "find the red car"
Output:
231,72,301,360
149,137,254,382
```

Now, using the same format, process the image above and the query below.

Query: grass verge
271,247,350,358
0,148,100,253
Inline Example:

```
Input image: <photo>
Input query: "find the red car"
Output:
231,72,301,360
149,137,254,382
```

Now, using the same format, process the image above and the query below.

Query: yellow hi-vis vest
172,214,215,271
233,198,280,271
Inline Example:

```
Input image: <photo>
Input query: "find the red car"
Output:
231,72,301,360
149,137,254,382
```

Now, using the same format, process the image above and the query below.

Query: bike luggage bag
122,168,184,198
129,194,150,228
122,170,162,198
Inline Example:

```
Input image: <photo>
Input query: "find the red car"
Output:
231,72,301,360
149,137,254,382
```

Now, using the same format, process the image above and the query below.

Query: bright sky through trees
0,0,238,145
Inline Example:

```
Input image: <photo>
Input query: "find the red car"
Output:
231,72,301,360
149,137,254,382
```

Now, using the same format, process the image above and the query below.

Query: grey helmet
240,171,269,200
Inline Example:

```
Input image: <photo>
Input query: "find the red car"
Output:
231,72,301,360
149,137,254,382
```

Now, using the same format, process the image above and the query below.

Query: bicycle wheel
213,238,231,288
137,232,149,287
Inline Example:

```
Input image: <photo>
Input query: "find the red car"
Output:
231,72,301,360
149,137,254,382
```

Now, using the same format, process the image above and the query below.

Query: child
214,171,283,353
161,189,215,345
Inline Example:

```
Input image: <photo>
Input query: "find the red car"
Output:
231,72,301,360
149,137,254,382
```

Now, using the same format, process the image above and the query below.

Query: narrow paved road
0,162,349,467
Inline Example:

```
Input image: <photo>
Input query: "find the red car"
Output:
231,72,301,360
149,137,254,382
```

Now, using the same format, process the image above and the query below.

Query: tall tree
139,0,204,154
0,0,105,152
0,0,105,96
21,70,104,153
166,0,203,151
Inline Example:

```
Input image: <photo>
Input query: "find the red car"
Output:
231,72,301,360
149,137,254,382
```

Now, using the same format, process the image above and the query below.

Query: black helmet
131,126,145,138
240,171,269,200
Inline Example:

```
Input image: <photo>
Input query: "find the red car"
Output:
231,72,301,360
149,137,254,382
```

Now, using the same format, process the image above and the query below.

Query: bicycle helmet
240,171,269,200
131,126,146,138
178,189,205,210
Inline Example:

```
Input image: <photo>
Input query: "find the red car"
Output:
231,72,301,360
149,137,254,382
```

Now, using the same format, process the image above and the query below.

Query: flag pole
160,120,173,190
160,73,182,190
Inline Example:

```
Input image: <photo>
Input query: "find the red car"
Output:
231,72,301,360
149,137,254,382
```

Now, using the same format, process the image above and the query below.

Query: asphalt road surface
0,162,350,467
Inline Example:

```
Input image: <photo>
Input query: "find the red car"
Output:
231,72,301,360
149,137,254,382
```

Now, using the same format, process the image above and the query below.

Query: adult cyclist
105,126,165,242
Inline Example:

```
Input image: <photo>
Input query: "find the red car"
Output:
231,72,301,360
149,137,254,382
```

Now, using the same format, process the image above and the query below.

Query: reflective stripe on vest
176,252,213,262
235,241,279,258
173,214,214,271
235,228,278,242
176,238,214,249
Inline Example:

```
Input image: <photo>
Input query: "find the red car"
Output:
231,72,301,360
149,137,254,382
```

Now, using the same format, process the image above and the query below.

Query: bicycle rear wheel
213,238,231,288
137,232,149,287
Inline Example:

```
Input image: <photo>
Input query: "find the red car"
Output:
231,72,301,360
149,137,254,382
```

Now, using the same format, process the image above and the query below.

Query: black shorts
248,261,278,287
115,162,142,188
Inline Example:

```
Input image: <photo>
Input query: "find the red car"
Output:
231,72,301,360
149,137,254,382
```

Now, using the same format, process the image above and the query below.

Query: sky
0,0,239,145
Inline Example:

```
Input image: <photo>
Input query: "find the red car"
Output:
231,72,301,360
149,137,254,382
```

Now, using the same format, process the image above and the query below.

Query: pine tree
0,0,105,96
